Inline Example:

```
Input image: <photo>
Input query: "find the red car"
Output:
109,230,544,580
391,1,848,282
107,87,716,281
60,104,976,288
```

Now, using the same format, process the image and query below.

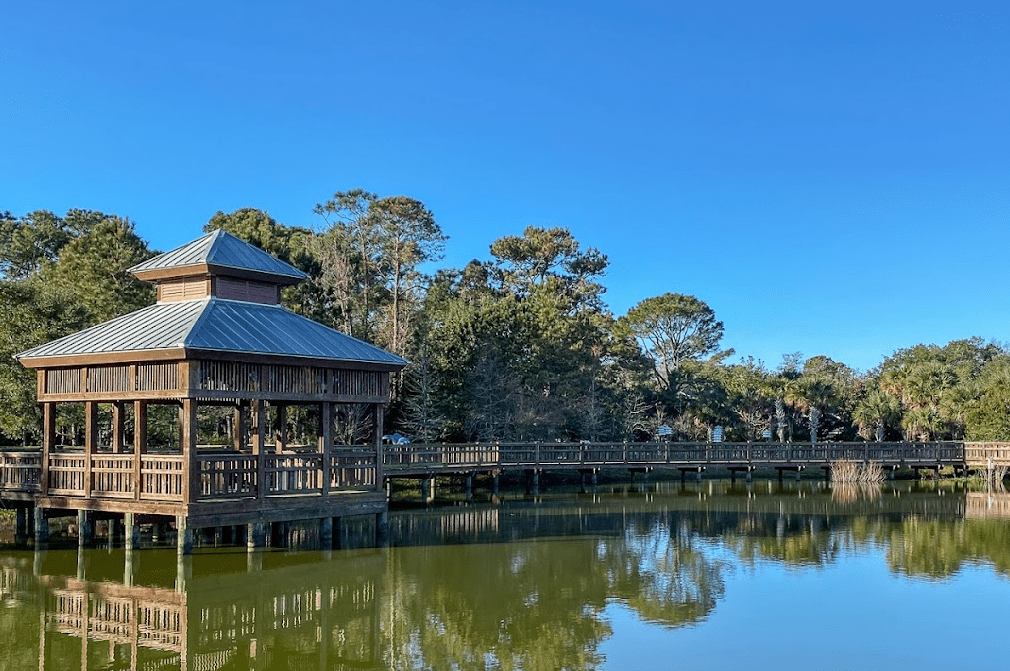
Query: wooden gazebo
14,229,406,553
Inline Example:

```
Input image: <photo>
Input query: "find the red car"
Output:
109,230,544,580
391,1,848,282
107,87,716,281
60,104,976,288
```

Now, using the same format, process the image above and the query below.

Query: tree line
2,196,1009,446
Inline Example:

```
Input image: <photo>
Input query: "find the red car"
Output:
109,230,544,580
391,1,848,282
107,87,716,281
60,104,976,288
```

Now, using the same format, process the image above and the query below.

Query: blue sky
3,1,1007,372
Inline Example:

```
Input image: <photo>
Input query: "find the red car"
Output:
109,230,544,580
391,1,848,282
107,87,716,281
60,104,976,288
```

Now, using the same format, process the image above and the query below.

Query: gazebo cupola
130,227,308,306
15,229,405,553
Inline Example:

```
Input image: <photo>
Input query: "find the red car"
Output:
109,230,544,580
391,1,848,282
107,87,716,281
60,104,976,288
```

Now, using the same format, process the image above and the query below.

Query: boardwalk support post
15,507,28,543
177,515,193,555
33,506,48,545
247,522,266,550
77,510,92,547
125,512,138,550
320,517,333,547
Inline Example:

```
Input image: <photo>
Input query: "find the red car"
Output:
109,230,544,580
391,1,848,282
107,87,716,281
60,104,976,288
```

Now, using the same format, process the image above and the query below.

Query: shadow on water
1,480,1009,670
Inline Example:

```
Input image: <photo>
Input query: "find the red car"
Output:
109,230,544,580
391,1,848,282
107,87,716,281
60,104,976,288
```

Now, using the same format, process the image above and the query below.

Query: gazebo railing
0,445,379,503
194,446,376,501
0,451,41,491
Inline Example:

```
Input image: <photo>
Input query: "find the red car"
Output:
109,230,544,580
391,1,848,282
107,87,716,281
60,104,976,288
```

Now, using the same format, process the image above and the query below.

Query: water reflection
1,482,1009,670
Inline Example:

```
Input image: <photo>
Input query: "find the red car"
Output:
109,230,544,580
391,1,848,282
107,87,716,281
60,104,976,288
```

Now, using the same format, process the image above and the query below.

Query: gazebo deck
1,444,384,525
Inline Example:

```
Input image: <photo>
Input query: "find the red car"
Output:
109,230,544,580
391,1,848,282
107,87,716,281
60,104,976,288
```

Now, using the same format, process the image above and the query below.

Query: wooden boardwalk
383,440,1010,479
2,440,1009,544
3,441,1009,503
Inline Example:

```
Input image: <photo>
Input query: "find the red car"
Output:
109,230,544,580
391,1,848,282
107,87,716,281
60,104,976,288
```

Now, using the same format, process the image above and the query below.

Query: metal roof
16,298,407,367
128,229,308,281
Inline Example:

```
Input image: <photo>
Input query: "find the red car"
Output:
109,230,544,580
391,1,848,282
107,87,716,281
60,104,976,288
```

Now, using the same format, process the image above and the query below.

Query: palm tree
853,387,900,441
786,375,837,443
897,360,955,440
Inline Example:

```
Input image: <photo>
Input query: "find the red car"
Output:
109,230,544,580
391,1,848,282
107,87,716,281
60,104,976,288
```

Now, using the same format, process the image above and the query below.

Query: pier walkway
383,440,1010,481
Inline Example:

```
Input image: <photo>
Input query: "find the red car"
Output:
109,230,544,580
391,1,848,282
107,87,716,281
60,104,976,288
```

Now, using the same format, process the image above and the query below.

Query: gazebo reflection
7,528,384,671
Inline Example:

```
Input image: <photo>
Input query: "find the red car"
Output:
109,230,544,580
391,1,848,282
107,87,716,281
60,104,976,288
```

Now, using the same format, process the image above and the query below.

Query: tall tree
489,225,607,308
313,190,383,341
618,293,727,393
414,227,614,441
370,195,445,357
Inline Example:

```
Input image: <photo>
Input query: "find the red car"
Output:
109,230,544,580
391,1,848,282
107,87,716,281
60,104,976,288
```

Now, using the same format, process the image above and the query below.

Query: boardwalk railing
384,441,991,474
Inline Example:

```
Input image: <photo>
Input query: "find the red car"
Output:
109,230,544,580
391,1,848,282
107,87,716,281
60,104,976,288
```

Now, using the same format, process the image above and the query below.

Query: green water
3,479,1010,670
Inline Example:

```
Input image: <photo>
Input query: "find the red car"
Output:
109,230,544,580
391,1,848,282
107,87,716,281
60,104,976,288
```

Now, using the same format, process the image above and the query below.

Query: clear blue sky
3,1,1007,372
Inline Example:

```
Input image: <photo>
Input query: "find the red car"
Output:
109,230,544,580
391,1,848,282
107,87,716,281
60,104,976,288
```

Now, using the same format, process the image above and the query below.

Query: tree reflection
598,519,725,627
886,518,1010,580
382,514,726,670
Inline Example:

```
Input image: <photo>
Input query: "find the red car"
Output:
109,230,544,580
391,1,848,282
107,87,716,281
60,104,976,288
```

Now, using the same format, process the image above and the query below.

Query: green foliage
0,279,89,440
0,210,155,442
415,227,616,441
877,338,1006,440
46,216,155,323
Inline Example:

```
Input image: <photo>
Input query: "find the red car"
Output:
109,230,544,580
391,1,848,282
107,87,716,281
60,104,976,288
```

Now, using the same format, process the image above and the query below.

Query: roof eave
131,263,305,286
16,346,407,372
17,347,190,369
181,347,408,372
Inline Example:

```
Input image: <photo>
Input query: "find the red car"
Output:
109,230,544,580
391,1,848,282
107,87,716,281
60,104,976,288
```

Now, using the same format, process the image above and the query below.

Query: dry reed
832,482,882,504
977,461,1008,491
830,460,885,484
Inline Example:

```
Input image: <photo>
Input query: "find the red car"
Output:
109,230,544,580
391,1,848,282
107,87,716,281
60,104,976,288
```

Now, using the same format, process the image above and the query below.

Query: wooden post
276,404,287,452
15,507,28,541
77,510,92,547
234,403,247,452
320,402,332,497
181,399,198,504
85,401,98,498
247,522,266,550
125,512,138,550
111,402,126,453
319,516,333,547
373,404,384,492
253,400,266,500
41,402,54,496
176,515,193,555
375,511,389,546
133,401,147,501
34,506,48,544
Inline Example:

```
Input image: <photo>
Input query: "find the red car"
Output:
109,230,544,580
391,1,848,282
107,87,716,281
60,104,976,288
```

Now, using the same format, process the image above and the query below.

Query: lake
2,478,1009,670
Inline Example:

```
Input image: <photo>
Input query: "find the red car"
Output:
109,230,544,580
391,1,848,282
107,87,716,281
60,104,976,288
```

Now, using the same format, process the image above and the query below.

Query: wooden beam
233,403,247,452
133,401,147,501
84,401,97,498
276,404,287,452
320,402,332,498
178,360,193,397
19,349,186,369
373,404,384,493
111,402,125,453
253,399,266,501
41,402,55,496
181,398,198,505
